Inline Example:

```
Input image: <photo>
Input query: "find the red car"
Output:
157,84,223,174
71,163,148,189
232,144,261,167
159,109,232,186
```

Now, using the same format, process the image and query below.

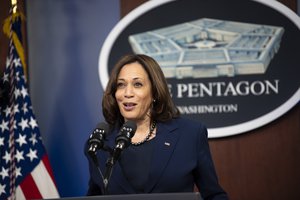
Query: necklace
131,121,156,146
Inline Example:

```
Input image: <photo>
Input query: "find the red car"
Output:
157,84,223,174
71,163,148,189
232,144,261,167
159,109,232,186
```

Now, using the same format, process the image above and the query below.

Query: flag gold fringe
3,11,27,76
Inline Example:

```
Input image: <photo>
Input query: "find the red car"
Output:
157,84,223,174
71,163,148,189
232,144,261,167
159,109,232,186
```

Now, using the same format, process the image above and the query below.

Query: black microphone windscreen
95,122,109,134
123,120,137,136
88,122,109,154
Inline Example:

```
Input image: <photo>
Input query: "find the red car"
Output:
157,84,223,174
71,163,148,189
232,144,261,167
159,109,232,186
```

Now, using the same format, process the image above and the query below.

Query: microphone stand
103,142,124,195
89,145,114,195
89,153,106,191
103,156,115,195
88,120,136,195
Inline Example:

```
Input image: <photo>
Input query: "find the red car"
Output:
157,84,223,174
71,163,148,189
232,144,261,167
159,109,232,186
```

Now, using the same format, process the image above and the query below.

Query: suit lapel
145,120,181,192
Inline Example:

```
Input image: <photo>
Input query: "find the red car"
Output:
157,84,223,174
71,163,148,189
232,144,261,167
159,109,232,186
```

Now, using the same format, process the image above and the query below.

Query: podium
51,192,202,200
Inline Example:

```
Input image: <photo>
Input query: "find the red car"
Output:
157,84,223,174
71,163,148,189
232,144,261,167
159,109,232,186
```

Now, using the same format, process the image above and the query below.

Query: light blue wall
26,0,120,197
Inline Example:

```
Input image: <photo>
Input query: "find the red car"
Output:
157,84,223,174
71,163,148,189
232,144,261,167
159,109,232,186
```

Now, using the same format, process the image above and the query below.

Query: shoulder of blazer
160,117,206,131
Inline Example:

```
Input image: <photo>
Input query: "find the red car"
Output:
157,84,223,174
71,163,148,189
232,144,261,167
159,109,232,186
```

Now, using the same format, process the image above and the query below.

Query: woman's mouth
123,103,136,111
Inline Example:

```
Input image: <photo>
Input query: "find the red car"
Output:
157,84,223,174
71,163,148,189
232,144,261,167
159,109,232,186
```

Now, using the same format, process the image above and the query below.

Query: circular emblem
99,0,300,138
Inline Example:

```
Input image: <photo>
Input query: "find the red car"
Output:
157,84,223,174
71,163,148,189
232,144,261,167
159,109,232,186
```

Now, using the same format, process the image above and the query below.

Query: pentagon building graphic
129,18,284,79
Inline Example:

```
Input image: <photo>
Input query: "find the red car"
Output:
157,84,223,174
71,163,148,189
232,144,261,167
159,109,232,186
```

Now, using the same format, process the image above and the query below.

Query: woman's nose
124,85,134,97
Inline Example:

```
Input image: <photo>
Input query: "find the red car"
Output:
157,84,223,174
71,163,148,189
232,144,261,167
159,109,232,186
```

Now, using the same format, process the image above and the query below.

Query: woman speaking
85,54,229,200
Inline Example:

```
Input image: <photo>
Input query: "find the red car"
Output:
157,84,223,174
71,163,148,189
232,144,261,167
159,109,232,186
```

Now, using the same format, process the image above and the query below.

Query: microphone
102,121,136,194
88,122,109,155
112,120,137,162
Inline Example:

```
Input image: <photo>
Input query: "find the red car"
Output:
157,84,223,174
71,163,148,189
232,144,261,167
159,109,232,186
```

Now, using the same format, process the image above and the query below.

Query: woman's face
115,62,153,123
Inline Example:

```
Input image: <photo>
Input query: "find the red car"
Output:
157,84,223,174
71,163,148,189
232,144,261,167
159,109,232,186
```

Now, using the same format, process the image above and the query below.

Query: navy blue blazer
85,117,228,200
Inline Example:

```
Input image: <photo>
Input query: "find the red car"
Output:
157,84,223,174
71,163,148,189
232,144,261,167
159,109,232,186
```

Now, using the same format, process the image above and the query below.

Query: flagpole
11,0,17,14
4,0,28,77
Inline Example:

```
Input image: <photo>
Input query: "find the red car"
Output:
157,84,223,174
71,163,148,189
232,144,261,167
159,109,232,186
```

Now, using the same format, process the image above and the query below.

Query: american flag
0,12,60,200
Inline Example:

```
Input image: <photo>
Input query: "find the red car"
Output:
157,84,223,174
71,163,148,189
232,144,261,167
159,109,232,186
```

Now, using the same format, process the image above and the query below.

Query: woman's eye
117,82,125,88
134,82,143,87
